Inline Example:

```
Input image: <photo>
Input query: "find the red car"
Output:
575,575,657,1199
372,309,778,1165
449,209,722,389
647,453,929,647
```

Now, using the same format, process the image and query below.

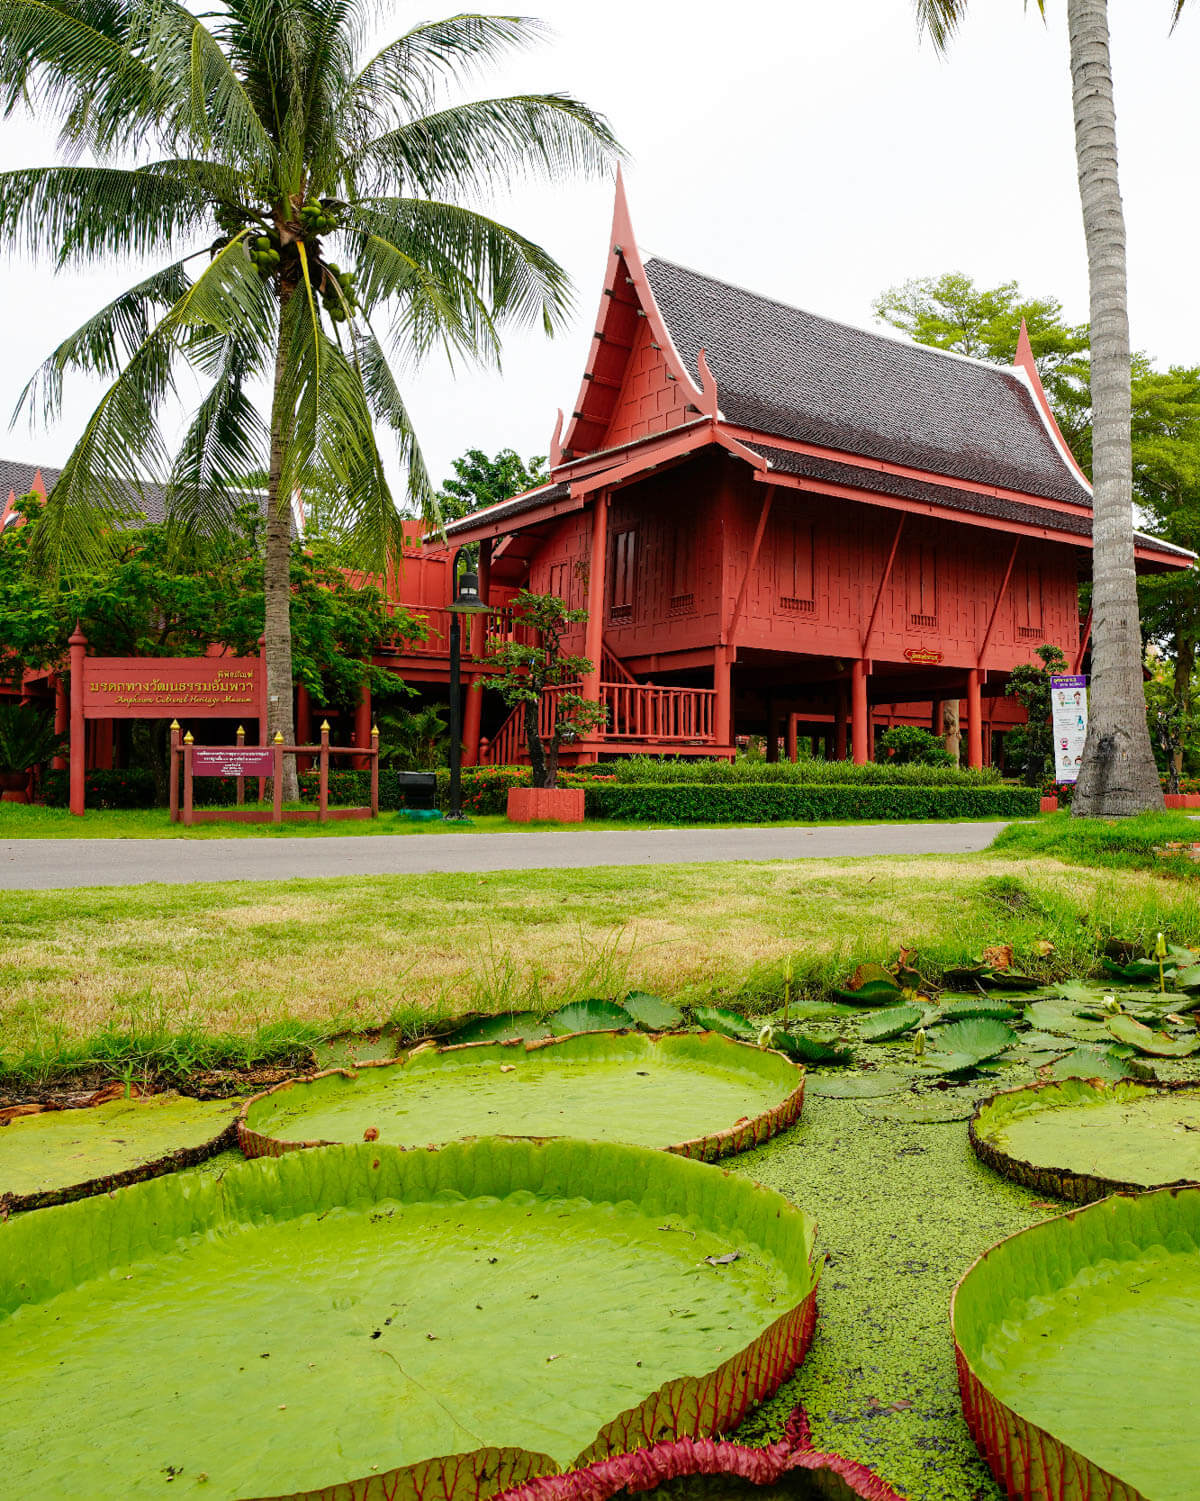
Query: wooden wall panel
603,317,693,449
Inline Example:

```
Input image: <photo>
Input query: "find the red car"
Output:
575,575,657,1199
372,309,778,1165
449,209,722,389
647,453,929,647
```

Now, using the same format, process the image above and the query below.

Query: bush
433,766,595,815
875,725,954,767
583,782,1040,823
593,756,999,787
43,768,159,809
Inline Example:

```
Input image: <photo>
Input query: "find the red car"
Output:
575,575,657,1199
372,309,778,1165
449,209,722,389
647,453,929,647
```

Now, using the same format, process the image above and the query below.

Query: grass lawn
0,803,1018,837
4,846,1198,1082
993,808,1200,874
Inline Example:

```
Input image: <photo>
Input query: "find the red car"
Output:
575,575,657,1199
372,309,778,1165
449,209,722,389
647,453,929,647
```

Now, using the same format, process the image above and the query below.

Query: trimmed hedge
600,755,1000,787
581,782,1041,823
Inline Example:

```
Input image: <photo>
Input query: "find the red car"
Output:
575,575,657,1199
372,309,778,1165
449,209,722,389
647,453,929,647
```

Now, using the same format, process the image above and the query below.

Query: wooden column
68,624,86,816
852,659,870,765
52,674,68,770
464,537,491,768
835,687,848,761
966,670,983,769
463,676,483,768
354,677,372,769
786,712,798,764
714,644,732,748
582,492,609,704
765,694,779,762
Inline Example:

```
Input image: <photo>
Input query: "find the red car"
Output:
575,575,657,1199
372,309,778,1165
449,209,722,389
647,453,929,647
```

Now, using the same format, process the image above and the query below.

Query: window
1015,560,1043,639
610,528,637,621
775,516,815,610
548,562,568,602
908,544,937,627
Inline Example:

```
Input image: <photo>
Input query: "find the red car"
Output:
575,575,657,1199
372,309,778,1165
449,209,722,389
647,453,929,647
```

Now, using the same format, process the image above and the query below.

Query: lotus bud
1103,994,1119,1013
1155,932,1168,960
757,1023,775,1051
913,1027,926,1058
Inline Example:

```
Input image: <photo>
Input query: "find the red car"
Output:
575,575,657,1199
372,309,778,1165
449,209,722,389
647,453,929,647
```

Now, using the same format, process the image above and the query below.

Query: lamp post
446,569,490,821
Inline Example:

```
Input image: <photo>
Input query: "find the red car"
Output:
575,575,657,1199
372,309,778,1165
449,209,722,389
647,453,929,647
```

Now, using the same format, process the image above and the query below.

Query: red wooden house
438,175,1192,768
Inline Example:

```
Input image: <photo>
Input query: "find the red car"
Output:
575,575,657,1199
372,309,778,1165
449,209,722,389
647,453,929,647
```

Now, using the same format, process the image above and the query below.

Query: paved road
0,821,1009,890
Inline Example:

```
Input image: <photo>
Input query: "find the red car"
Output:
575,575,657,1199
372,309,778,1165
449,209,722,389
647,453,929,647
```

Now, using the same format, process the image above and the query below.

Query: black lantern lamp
446,567,491,821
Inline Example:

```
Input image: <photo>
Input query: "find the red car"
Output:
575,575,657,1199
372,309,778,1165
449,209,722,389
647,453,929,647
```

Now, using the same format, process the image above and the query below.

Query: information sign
191,748,275,778
1050,674,1088,783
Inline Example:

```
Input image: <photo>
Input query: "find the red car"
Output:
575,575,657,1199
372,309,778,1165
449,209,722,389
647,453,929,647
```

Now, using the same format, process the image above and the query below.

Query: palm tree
0,1,618,796
916,0,1187,816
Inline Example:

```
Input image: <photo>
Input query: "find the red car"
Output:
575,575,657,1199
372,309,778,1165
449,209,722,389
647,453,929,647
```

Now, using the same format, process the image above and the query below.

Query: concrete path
0,821,1009,890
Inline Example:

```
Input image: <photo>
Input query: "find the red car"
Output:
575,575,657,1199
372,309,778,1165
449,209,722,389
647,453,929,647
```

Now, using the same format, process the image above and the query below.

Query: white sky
1,0,1197,495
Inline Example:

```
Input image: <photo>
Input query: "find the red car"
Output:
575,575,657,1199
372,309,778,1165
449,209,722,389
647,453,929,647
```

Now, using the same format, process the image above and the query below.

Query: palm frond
1171,0,1191,31
912,0,966,51
358,327,434,523
14,257,193,428
340,92,620,200
182,15,275,173
350,220,491,365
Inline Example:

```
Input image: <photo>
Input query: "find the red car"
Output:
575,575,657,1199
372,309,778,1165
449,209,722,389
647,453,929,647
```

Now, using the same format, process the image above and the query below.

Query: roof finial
550,408,565,469
611,163,634,253
1013,317,1036,372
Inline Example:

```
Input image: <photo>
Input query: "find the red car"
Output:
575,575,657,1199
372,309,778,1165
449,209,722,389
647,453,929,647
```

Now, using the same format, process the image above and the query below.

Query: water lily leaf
546,1000,634,1036
860,1005,922,1042
919,1051,984,1076
1022,1030,1071,1051
1101,957,1171,984
806,1071,908,1098
772,1030,854,1066
936,999,1021,1023
1174,965,1200,993
1025,1002,1112,1042
981,971,1041,991
1047,1045,1140,1083
1106,1013,1200,1058
831,963,904,1005
783,1000,862,1021
621,993,683,1032
690,1006,758,1042
452,1012,553,1045
942,963,991,988
933,1018,1017,1062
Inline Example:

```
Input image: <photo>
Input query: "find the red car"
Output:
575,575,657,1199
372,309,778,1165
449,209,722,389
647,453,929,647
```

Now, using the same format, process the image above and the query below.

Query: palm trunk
1067,0,1164,817
265,280,299,802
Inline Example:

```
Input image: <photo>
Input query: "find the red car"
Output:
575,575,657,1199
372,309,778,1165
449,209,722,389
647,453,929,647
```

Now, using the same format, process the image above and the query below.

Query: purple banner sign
191,747,275,778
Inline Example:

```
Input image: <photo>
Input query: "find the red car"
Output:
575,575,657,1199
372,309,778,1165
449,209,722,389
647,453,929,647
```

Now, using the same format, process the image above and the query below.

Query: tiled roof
442,481,571,537
644,259,1092,508
0,459,275,529
746,444,1194,560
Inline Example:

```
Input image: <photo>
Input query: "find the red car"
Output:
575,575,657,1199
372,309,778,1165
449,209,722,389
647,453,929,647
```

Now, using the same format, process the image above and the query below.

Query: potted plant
486,590,608,822
0,702,65,801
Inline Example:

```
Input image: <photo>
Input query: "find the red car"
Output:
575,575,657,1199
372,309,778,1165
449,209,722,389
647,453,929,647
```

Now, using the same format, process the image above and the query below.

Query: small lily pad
933,1018,1017,1062
546,1000,634,1035
772,1030,854,1066
935,999,1021,1024
690,1006,758,1042
1047,1045,1141,1083
622,993,684,1032
831,963,904,1006
1106,1013,1200,1058
451,1012,553,1045
860,1005,922,1043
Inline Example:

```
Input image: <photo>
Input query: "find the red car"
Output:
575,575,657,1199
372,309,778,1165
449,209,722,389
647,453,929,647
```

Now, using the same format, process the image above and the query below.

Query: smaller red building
435,175,1192,768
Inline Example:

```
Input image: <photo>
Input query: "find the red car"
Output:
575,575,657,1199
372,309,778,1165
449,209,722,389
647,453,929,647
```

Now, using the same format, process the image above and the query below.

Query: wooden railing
382,603,532,660
482,680,717,764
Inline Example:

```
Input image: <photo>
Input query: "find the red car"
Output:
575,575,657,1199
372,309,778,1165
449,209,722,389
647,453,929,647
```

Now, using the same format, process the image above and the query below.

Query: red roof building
438,173,1192,768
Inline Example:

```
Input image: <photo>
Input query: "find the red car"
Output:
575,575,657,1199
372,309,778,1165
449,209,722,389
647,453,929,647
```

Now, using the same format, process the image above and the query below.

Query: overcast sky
1,1,1197,497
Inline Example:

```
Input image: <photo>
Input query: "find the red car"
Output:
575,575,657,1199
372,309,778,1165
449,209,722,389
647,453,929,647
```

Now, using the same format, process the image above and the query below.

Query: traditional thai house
437,175,1192,768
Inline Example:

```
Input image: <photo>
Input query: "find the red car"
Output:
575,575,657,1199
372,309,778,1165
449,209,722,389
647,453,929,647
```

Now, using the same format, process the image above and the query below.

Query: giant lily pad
953,1185,1200,1500
970,1078,1200,1202
0,1092,239,1215
240,1032,805,1163
0,1139,820,1499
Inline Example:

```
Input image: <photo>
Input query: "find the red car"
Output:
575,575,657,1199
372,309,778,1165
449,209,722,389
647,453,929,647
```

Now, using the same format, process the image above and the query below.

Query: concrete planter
506,786,585,823
1039,795,1059,813
1163,793,1200,809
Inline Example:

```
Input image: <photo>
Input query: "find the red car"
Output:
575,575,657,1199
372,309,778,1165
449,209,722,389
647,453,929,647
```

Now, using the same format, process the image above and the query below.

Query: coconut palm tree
916,0,1188,815
0,1,618,795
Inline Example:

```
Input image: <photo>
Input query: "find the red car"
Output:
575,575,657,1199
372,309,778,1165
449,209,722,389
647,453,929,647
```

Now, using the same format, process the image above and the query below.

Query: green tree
916,0,1183,817
436,447,549,523
374,702,450,771
0,2,618,797
1005,643,1069,786
485,590,606,787
874,272,1092,464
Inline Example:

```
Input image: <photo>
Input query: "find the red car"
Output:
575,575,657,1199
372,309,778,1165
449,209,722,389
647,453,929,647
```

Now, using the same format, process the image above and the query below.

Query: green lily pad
1105,1013,1200,1058
860,1005,922,1042
450,1012,553,1045
932,1018,1016,1062
546,999,634,1035
0,1093,239,1215
621,992,684,1031
1046,1046,1140,1083
935,999,1021,1024
954,1185,1200,1499
312,1031,404,1069
1101,956,1171,984
240,1031,805,1160
1174,965,1200,992
1025,1001,1112,1042
690,1005,758,1042
771,1030,854,1067
780,1000,862,1022
830,963,904,1006
0,1139,820,1499
806,1070,908,1098
919,1051,985,1076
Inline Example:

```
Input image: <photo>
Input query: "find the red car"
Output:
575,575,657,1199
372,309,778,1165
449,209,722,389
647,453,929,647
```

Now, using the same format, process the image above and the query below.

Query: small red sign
191,748,275,777
904,648,943,665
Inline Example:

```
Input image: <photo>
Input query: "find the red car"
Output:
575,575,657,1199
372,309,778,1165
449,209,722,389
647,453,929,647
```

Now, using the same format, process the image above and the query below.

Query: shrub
582,782,1040,823
595,756,999,787
43,768,159,809
875,725,953,767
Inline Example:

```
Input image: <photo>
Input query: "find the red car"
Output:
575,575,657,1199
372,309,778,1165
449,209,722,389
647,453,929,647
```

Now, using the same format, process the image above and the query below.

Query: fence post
68,623,87,817
272,732,284,824
370,723,379,818
318,720,330,823
235,724,245,806
182,732,194,826
169,721,181,823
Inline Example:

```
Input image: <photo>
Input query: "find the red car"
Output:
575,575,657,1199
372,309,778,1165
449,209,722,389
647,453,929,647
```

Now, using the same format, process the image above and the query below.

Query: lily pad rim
238,1029,805,1164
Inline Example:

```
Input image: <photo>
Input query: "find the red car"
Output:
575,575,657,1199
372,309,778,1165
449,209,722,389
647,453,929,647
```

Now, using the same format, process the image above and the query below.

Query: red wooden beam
860,515,906,657
977,538,1021,669
726,486,776,642
1074,606,1093,674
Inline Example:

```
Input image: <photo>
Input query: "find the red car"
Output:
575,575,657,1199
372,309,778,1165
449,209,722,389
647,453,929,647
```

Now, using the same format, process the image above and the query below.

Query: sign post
1050,674,1089,784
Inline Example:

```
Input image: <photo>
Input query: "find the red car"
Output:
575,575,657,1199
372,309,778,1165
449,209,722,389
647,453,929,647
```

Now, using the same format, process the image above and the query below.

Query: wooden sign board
81,658,264,720
903,648,943,665
191,747,274,777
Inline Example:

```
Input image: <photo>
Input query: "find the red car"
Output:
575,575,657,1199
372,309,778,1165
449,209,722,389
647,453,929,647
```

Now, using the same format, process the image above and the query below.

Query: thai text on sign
1050,674,1088,784
191,748,275,778
81,657,264,719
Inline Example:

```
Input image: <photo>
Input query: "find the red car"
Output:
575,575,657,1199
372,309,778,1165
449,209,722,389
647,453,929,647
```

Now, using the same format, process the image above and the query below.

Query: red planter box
506,787,585,823
1164,793,1200,809
1039,795,1059,813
